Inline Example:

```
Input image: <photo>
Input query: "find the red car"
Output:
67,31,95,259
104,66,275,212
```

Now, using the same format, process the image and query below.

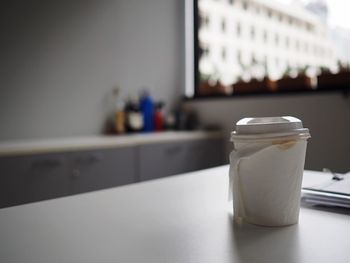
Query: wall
0,0,183,140
185,92,350,172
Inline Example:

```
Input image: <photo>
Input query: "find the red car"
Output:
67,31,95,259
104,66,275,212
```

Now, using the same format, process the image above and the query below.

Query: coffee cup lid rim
231,116,310,140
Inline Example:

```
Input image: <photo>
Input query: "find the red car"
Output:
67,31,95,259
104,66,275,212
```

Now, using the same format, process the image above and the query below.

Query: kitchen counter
0,131,224,156
0,165,349,263
0,131,226,208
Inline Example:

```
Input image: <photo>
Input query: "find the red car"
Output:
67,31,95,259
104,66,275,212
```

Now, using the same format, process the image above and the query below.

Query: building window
205,16,210,27
289,17,293,25
278,14,283,22
221,18,226,32
236,23,241,36
242,1,248,10
263,30,268,43
306,24,312,32
251,27,255,40
256,6,260,14
296,39,300,51
252,54,258,65
202,46,209,57
237,50,242,63
222,47,227,61
200,13,210,28
200,41,209,56
267,9,272,18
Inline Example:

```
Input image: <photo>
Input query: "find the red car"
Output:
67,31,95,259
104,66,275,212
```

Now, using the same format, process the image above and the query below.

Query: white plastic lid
231,116,310,141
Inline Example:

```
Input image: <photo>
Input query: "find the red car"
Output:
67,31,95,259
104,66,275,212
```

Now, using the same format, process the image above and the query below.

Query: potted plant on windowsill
263,76,278,92
233,76,276,94
198,73,230,96
317,62,350,90
232,59,276,94
277,66,313,91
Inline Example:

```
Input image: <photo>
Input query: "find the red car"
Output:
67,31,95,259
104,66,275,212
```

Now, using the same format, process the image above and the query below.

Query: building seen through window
197,0,350,95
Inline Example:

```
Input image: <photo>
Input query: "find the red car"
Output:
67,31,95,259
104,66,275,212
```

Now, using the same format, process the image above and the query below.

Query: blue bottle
140,90,155,132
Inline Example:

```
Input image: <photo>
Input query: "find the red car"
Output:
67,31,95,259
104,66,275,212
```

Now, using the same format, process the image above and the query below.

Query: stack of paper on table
302,171,350,208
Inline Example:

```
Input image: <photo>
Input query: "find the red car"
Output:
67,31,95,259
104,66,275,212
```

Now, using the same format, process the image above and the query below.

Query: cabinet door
0,153,68,208
66,147,136,195
187,138,226,171
138,141,190,181
138,138,226,182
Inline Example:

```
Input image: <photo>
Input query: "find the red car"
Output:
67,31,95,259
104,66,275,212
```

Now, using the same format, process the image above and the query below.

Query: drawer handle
165,146,182,155
31,159,62,170
71,169,81,178
75,153,103,165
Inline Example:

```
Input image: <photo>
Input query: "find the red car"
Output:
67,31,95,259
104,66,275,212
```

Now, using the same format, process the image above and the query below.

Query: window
222,47,227,61
252,54,258,65
242,1,248,10
275,34,279,46
263,30,268,43
202,45,209,57
295,39,300,51
256,6,260,14
267,9,272,18
251,27,255,40
306,23,311,32
278,14,283,22
236,23,241,36
193,0,350,97
202,14,210,28
237,50,242,63
221,18,226,32
285,36,290,48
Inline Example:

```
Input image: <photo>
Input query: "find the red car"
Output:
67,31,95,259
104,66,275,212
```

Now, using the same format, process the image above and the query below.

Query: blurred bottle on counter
125,96,143,132
175,106,200,131
165,113,176,130
140,90,155,132
154,102,165,131
112,87,126,134
184,107,200,130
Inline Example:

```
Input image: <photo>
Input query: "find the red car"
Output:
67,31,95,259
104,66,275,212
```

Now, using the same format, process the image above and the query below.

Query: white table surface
0,166,349,263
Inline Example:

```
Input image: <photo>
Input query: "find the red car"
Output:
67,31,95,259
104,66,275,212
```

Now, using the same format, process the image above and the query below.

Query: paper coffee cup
229,116,311,227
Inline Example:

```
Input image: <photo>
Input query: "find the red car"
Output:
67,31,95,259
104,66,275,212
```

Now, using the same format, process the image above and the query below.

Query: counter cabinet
0,135,225,208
